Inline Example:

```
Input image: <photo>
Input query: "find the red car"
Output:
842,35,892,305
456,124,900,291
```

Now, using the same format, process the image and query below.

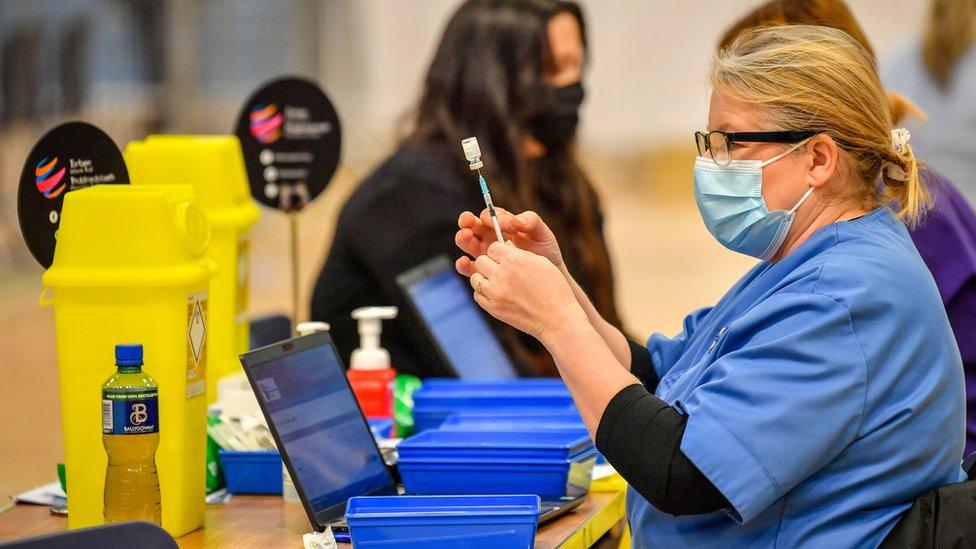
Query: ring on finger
476,275,489,298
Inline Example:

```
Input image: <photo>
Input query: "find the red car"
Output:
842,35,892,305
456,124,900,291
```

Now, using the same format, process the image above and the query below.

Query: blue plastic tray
397,429,592,460
399,448,597,498
441,413,585,430
397,430,596,498
412,387,575,432
368,418,394,438
346,495,540,548
421,378,568,390
218,450,282,494
438,420,587,436
436,419,607,465
413,387,572,406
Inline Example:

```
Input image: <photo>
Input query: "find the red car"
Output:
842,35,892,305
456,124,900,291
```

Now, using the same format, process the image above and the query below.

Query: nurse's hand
456,209,563,278
466,240,584,344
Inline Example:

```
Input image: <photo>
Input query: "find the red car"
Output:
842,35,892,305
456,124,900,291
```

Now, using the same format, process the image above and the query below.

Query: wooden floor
0,148,755,500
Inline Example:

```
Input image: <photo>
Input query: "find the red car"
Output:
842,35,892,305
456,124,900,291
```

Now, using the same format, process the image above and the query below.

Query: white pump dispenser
296,321,330,336
350,307,398,370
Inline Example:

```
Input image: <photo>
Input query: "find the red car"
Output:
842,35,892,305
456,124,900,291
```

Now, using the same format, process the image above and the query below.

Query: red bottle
347,367,396,418
348,307,398,418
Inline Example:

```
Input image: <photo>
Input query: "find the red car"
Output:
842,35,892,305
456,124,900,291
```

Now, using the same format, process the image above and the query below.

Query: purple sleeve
908,170,976,304
909,171,976,455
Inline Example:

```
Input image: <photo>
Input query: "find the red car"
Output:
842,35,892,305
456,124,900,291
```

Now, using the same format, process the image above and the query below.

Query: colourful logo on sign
35,157,67,199
250,103,284,144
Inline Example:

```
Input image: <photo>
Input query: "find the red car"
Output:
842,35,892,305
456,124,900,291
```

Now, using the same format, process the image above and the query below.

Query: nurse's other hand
467,241,584,344
456,209,563,276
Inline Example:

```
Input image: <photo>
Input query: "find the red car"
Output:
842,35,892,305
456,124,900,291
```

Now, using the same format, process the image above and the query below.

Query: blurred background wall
0,0,929,496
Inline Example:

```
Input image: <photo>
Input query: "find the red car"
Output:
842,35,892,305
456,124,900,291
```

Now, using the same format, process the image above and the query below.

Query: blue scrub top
631,208,966,547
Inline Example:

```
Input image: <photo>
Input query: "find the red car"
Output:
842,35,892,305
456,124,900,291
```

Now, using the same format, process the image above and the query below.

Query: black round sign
234,77,342,212
17,122,130,268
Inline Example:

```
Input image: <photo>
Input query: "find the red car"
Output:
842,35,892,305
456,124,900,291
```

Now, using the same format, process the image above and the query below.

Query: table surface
0,490,625,548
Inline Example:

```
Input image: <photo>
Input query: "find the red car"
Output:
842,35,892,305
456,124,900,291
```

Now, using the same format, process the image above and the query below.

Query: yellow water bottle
102,344,162,525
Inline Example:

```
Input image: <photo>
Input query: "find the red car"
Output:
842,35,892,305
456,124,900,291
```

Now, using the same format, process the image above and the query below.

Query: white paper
14,481,67,507
592,463,617,481
303,528,337,549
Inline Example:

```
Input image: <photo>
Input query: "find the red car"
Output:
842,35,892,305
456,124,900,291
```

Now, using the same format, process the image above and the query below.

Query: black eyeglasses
695,130,819,166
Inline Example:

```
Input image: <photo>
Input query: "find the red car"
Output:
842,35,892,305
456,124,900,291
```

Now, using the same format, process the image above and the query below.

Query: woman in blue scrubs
455,25,966,547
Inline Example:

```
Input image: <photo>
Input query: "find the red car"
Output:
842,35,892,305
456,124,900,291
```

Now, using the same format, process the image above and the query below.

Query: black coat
880,454,976,548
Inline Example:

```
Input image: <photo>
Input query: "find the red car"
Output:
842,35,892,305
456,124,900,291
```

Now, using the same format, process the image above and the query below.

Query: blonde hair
922,0,976,89
711,25,930,226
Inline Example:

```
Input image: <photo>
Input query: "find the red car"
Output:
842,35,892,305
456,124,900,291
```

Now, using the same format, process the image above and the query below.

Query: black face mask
525,82,585,153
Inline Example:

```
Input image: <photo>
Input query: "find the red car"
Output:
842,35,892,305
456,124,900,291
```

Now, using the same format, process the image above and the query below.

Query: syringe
461,137,505,243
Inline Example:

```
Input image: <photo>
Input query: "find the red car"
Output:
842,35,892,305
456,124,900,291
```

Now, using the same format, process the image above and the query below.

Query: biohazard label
102,389,159,435
186,292,208,399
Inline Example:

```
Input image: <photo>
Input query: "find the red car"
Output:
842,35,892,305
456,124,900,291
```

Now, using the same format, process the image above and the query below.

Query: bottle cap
115,344,143,366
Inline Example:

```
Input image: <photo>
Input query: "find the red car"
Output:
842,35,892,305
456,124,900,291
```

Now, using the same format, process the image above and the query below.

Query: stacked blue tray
439,413,588,438
440,411,585,430
397,429,596,498
412,380,576,432
439,412,607,465
420,378,569,390
346,494,540,548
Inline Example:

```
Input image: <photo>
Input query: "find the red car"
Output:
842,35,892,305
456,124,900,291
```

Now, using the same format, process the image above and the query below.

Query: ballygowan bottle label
102,389,159,435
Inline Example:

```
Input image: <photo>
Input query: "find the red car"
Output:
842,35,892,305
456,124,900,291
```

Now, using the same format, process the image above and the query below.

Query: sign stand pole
289,210,301,335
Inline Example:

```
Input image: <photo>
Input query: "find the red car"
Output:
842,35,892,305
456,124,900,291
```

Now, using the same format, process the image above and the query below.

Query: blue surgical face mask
693,142,814,260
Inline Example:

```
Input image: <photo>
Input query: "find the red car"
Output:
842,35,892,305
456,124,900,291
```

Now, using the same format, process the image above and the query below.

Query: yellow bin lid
124,135,261,229
42,185,215,288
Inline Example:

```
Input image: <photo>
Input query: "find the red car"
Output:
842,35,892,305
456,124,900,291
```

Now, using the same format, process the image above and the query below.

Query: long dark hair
409,0,584,193
406,0,623,374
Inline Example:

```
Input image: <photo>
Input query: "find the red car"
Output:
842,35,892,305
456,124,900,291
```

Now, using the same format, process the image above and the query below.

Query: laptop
397,255,518,380
239,332,584,538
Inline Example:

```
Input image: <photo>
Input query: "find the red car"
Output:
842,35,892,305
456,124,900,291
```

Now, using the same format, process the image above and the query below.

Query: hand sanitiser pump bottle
102,344,161,525
348,307,398,418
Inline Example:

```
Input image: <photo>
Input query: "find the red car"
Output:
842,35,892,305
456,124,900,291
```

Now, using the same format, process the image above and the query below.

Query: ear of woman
805,134,839,190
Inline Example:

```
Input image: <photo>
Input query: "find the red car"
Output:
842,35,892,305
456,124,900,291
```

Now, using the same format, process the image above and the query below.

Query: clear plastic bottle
102,344,161,525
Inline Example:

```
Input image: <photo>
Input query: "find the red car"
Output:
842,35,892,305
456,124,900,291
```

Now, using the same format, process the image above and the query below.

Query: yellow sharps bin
42,184,215,536
124,136,260,403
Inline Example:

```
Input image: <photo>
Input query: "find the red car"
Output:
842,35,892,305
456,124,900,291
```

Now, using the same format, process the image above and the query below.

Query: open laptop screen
243,334,393,519
398,256,517,380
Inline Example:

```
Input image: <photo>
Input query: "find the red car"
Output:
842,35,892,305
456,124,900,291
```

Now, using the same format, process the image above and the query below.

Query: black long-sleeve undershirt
594,340,730,516
628,337,658,390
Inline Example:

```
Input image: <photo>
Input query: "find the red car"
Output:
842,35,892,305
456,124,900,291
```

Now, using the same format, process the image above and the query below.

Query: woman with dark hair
310,0,622,378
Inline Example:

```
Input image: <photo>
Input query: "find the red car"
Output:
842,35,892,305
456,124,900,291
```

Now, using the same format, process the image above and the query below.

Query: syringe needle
479,174,505,243
462,137,504,243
